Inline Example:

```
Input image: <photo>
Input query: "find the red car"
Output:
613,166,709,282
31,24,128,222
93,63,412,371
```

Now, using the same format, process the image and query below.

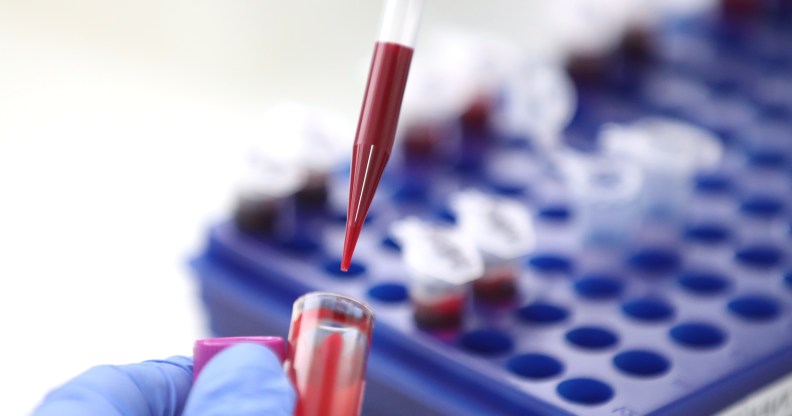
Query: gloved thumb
184,343,295,416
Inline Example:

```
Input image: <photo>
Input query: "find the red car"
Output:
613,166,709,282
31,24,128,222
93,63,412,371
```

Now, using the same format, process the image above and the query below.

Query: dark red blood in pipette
342,41,414,271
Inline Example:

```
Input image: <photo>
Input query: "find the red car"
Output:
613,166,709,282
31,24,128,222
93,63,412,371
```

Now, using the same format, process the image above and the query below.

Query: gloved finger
34,356,193,416
184,343,295,416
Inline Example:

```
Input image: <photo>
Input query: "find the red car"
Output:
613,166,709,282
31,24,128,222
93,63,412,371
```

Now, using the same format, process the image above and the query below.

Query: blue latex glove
34,343,295,416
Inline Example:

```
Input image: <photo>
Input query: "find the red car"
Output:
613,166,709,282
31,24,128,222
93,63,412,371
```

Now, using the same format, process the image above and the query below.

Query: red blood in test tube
286,294,374,416
342,41,414,271
473,266,518,304
413,293,466,331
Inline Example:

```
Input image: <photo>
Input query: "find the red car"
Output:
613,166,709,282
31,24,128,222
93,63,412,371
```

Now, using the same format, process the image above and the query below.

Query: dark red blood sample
342,42,414,271
619,26,654,66
233,197,280,235
413,293,466,331
295,172,329,211
473,267,518,304
402,124,440,160
720,0,762,18
460,94,493,134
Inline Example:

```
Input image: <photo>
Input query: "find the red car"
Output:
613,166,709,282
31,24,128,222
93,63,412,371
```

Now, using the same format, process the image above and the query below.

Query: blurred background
0,0,731,413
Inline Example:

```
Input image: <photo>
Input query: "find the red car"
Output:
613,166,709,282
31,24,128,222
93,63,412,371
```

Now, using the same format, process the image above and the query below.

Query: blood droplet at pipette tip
341,0,425,272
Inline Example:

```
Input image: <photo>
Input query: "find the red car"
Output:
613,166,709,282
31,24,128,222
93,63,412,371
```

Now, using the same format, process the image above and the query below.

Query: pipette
341,0,425,271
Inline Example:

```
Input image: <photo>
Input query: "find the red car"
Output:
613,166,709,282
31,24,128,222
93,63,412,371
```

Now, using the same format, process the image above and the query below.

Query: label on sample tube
391,217,483,285
450,190,535,260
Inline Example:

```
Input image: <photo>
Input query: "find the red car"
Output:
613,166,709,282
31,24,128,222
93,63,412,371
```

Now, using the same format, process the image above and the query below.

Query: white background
0,1,552,413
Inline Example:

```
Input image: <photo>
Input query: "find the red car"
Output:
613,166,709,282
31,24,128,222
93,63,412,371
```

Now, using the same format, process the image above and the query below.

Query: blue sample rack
191,10,792,416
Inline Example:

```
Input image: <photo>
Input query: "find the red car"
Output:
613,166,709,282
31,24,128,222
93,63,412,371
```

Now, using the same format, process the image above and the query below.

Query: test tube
392,218,484,332
600,118,723,224
558,150,643,246
397,56,468,164
259,103,352,212
285,292,374,416
450,190,535,305
492,59,576,154
233,154,308,236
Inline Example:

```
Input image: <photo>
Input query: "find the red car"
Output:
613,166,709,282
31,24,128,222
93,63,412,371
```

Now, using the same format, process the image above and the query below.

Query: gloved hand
34,343,295,416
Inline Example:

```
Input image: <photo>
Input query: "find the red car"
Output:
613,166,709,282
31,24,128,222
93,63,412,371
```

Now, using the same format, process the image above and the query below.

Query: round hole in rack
507,353,564,380
613,350,671,377
565,326,619,350
740,195,786,219
627,247,681,276
537,205,572,222
735,244,785,269
669,322,727,349
279,235,322,254
748,150,787,169
727,294,781,321
516,302,570,325
380,235,401,252
488,176,530,197
574,274,624,300
694,173,733,194
323,259,367,278
621,298,675,322
683,223,731,244
367,282,408,303
459,329,514,356
678,270,731,295
392,179,429,202
433,205,457,224
527,254,574,275
556,378,614,405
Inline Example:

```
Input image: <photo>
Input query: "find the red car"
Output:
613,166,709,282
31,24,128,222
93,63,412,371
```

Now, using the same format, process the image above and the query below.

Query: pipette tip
341,144,391,272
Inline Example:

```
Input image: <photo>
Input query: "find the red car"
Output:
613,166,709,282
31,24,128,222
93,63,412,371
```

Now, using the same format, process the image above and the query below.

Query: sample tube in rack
258,103,352,212
450,190,535,305
493,59,576,155
557,150,643,246
285,292,374,416
600,117,723,223
232,153,307,236
391,218,483,332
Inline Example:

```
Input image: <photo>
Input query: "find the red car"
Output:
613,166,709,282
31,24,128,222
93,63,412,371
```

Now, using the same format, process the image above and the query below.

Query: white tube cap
449,190,535,260
391,217,484,285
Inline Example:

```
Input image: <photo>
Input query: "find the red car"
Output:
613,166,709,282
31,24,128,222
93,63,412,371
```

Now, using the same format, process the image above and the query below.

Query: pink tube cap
193,336,286,380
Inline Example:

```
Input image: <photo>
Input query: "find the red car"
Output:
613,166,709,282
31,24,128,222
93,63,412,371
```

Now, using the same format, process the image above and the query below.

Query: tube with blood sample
284,292,375,416
342,0,425,271
232,153,308,236
258,104,352,213
600,117,723,224
391,218,484,332
450,190,535,305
